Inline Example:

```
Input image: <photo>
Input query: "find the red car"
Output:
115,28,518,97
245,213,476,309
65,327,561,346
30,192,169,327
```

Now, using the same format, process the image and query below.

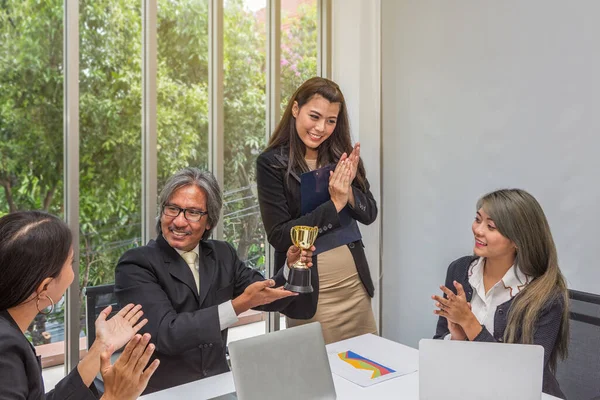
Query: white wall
332,0,382,329
381,0,600,347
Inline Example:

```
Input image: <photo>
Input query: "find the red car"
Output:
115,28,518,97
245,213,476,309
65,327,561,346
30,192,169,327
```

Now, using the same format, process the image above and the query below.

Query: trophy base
284,267,313,293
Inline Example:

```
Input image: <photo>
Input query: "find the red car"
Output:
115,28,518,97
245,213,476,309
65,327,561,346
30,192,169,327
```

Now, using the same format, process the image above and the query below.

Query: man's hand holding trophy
284,225,318,293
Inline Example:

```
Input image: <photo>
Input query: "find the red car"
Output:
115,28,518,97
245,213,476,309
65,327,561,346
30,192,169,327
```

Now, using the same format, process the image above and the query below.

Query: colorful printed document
328,349,416,387
337,351,396,378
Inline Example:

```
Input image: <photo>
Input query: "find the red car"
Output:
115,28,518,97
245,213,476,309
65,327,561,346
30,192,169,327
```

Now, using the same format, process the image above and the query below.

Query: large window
1,0,323,384
79,0,143,293
220,0,319,336
157,0,209,189
279,0,318,329
280,0,318,110
223,0,267,273
0,0,65,373
223,0,269,336
78,3,143,371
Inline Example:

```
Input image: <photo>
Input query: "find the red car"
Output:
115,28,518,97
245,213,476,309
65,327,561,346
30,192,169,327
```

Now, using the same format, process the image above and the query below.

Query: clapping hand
329,143,360,212
100,333,159,400
95,304,148,352
329,156,352,212
347,142,361,182
432,281,473,326
432,280,484,342
444,303,472,341
433,281,483,341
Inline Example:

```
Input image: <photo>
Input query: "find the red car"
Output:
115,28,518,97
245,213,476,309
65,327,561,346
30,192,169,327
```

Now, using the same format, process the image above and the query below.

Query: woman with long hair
432,189,569,398
0,211,159,399
257,77,378,344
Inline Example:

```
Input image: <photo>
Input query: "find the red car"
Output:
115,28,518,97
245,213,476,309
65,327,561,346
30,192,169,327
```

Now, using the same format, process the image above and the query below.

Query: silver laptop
419,339,544,400
225,322,336,400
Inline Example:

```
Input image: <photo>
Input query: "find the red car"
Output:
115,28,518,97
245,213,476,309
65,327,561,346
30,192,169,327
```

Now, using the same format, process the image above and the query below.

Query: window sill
231,309,265,327
36,337,88,369
37,311,265,368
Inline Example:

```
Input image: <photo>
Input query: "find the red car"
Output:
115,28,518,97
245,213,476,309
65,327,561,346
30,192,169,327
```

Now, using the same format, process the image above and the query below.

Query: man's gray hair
156,167,222,240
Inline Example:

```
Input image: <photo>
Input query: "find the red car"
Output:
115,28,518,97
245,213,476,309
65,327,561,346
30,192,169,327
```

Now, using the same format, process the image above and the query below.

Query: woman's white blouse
468,257,530,335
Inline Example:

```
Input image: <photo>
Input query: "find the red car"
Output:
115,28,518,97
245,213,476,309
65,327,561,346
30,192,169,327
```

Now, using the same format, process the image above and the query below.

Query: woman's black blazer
256,147,378,319
0,310,99,399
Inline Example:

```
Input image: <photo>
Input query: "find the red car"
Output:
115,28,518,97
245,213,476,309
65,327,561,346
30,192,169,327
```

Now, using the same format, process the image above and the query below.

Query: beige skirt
287,244,377,344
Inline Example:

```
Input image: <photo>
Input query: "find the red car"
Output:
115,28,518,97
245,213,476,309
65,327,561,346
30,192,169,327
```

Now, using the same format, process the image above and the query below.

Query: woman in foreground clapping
0,211,160,399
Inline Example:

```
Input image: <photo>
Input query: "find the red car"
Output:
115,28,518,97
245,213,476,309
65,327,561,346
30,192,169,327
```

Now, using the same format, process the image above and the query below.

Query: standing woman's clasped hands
346,142,361,182
329,156,351,212
329,142,361,212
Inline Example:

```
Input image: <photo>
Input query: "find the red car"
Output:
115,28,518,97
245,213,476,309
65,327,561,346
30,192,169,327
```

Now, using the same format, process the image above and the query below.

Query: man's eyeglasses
162,204,208,222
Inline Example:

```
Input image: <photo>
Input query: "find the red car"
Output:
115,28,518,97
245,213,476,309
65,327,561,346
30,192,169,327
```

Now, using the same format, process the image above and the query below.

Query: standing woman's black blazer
0,310,99,400
256,147,378,319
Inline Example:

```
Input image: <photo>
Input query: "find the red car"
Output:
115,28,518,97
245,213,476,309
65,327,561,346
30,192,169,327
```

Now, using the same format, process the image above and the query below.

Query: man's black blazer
0,310,98,399
256,147,378,320
114,234,312,393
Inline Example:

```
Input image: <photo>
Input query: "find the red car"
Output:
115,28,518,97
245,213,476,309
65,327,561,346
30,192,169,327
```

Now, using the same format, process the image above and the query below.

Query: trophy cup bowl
284,225,319,293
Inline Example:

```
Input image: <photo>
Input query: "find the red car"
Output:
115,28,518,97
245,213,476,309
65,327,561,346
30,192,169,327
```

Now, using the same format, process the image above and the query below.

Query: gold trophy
285,225,319,293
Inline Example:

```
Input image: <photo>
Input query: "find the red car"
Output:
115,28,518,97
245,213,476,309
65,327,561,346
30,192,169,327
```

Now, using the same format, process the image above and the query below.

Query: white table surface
141,333,560,400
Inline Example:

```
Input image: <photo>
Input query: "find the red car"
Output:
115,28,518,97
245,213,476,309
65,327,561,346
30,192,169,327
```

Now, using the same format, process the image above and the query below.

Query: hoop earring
36,294,55,315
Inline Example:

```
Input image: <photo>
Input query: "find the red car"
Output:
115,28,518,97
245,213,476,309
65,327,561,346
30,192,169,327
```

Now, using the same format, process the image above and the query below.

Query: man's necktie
181,251,199,292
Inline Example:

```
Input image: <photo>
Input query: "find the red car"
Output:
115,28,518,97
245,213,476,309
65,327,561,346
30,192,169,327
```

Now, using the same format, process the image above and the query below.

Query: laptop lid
228,322,336,400
418,339,544,400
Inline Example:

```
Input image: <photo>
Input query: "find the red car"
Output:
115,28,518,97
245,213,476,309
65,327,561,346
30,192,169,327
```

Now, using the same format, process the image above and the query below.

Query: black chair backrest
555,289,600,400
83,284,120,348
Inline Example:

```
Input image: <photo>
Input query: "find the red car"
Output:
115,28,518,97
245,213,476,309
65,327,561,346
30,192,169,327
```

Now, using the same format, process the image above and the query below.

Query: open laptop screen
419,339,544,400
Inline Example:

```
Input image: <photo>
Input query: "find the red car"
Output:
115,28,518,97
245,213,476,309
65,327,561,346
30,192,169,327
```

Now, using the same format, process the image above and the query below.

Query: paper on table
327,348,417,387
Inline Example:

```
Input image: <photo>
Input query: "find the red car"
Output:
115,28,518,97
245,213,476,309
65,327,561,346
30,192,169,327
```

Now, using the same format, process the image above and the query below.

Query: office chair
555,289,600,400
83,284,120,393
83,283,120,346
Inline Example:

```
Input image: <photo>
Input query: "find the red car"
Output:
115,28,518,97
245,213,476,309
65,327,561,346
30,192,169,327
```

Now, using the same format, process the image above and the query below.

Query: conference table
141,333,561,400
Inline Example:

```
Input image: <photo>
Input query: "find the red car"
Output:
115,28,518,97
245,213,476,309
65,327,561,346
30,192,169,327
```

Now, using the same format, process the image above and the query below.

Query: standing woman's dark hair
0,211,71,310
266,76,367,191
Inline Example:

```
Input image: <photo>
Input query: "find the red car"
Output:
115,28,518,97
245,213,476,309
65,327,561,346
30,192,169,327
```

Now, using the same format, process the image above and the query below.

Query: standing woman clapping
257,77,378,344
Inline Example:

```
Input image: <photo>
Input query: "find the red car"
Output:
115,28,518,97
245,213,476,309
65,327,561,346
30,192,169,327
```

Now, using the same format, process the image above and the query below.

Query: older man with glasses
115,167,315,394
